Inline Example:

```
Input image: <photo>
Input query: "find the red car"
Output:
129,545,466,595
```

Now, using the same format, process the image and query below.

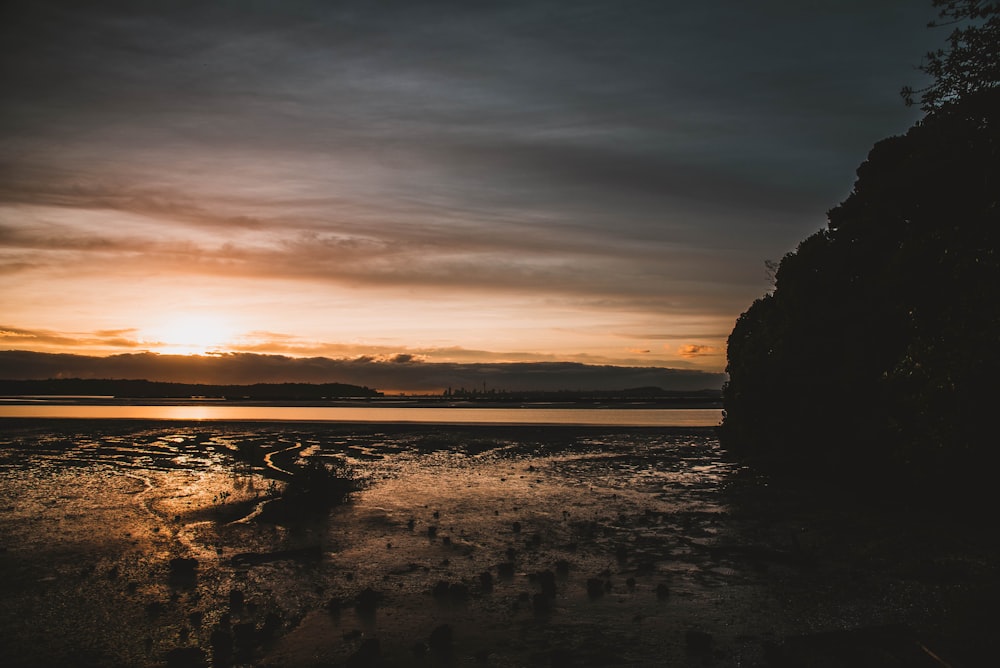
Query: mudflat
0,420,994,666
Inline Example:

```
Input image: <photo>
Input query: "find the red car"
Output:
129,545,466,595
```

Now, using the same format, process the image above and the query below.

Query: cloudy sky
1,1,938,387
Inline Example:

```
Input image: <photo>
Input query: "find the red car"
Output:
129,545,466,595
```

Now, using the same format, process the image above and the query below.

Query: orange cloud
677,344,720,358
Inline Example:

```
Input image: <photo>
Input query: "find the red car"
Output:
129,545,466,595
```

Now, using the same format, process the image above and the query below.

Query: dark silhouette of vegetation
280,457,361,511
0,378,381,399
901,0,999,112
723,4,999,495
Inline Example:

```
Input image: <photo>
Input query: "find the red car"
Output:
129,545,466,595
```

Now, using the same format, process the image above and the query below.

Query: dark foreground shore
0,420,995,667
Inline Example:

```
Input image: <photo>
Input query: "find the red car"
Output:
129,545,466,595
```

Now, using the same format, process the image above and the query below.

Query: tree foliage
721,88,1000,493
902,0,1000,112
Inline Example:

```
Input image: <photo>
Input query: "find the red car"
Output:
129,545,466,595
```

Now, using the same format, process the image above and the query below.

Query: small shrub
282,457,360,510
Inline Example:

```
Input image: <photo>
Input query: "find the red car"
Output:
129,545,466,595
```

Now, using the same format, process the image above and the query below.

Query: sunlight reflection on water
0,404,722,426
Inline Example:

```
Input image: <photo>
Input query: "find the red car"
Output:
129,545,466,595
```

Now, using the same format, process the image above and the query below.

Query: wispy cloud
0,1,935,371
677,344,721,359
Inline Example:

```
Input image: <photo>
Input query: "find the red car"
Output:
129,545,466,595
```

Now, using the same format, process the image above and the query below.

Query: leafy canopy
902,0,1000,112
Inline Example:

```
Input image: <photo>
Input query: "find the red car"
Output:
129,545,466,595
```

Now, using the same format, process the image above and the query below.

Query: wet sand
0,420,995,666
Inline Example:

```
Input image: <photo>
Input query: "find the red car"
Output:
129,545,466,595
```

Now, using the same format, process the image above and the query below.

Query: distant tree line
721,0,999,496
0,378,382,399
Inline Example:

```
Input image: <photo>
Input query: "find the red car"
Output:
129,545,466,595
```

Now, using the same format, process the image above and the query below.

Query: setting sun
141,314,237,355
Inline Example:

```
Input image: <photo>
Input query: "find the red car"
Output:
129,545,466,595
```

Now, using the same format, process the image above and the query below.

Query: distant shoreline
0,396,722,410
0,378,722,407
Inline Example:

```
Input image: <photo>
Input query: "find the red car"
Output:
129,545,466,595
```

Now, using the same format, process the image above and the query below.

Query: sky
0,1,939,390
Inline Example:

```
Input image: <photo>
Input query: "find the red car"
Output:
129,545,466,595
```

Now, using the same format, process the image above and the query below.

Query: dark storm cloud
1,1,934,220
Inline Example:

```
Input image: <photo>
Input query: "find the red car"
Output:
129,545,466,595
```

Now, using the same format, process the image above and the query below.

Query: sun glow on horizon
140,314,239,356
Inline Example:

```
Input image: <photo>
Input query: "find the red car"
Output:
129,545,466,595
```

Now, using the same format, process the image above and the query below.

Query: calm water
0,403,721,426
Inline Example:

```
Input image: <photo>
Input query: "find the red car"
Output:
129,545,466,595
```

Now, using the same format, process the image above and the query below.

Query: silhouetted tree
722,87,999,493
901,0,999,112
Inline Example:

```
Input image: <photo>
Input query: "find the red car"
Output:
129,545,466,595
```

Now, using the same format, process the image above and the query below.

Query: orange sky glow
1,2,934,388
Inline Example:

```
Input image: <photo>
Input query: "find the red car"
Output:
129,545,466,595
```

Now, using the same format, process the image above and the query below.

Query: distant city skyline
2,1,937,376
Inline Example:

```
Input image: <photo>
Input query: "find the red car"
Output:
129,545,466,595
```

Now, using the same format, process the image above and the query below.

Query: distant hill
0,350,726,393
0,378,381,400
